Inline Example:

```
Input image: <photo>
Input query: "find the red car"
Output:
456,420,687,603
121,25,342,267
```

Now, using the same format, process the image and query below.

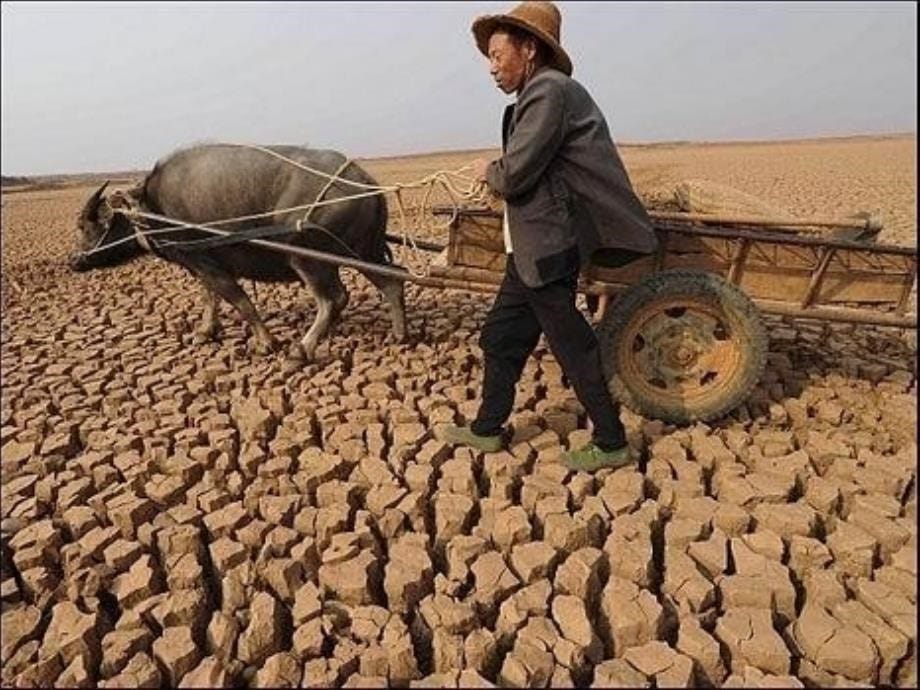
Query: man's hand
471,158,491,183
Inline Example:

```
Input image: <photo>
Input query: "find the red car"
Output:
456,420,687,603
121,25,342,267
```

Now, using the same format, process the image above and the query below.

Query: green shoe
563,442,634,472
437,425,503,453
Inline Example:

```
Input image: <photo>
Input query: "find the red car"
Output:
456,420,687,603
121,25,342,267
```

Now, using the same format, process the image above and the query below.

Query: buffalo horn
80,180,111,219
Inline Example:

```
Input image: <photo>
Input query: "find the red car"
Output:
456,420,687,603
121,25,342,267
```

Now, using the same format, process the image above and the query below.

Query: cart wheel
596,269,767,425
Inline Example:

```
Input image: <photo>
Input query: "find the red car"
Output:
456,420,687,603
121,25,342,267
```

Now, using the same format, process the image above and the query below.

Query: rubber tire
596,269,768,425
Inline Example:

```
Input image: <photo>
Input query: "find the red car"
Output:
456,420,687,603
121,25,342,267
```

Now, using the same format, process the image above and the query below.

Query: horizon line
3,130,916,179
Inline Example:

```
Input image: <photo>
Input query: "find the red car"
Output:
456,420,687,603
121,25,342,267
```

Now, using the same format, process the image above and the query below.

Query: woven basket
674,179,793,218
669,179,882,241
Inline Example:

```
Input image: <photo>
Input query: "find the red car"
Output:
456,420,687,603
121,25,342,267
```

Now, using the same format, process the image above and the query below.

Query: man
440,1,658,471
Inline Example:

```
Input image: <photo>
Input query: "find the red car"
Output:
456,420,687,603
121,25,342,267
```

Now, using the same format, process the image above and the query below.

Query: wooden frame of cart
420,206,916,423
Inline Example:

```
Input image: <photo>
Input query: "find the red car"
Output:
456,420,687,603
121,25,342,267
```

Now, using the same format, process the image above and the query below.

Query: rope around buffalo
236,143,493,277
109,143,495,278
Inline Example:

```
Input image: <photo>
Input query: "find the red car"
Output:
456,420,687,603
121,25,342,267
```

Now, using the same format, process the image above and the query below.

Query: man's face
488,31,533,94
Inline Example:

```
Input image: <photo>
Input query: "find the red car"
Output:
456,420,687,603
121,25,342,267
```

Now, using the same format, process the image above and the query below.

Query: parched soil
0,134,916,688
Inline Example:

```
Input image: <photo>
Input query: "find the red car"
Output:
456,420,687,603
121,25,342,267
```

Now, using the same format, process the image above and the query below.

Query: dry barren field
0,135,917,688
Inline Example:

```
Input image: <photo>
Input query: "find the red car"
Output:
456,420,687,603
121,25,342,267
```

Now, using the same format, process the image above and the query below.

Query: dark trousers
470,255,627,450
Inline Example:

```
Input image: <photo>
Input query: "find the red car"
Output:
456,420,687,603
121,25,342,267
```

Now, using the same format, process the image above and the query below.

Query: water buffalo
71,144,406,361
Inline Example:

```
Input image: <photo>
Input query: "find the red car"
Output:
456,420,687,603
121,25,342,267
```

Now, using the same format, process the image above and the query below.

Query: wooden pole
754,299,916,329
647,210,879,231
800,247,836,309
134,211,445,287
134,211,915,330
726,238,751,285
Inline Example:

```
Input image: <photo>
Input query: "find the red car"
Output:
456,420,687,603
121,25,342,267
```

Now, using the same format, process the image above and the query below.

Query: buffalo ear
110,182,145,213
109,191,130,211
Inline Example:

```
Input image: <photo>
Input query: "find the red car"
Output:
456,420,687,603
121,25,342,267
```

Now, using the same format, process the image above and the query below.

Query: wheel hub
621,300,742,400
656,325,707,374
670,342,698,367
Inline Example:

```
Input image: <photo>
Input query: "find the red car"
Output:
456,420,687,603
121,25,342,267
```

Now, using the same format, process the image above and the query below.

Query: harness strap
156,222,304,251
296,157,353,232
133,220,153,252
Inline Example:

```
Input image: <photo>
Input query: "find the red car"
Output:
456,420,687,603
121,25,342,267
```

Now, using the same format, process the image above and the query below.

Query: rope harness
80,143,493,278
296,156,354,230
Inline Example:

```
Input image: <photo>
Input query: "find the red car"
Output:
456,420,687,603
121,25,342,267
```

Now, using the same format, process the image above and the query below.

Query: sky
1,1,916,176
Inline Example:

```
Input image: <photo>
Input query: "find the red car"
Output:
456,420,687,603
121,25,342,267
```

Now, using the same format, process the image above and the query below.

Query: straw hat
472,1,573,76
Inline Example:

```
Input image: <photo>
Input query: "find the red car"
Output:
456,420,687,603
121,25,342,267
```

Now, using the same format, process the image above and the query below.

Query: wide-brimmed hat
471,1,572,76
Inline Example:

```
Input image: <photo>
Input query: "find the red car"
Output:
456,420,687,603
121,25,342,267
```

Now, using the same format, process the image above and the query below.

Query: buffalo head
70,180,145,271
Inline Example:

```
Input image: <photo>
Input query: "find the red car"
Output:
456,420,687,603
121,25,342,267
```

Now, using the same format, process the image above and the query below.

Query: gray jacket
486,66,658,288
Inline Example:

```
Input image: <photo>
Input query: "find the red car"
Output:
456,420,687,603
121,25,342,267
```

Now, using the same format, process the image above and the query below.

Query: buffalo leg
196,285,220,339
322,269,349,332
363,272,407,342
194,270,275,354
290,259,345,361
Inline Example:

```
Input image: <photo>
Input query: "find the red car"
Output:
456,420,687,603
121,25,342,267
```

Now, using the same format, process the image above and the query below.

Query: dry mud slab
1,135,916,688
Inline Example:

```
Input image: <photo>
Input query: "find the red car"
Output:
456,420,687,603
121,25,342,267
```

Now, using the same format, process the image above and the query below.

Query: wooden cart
419,206,917,424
